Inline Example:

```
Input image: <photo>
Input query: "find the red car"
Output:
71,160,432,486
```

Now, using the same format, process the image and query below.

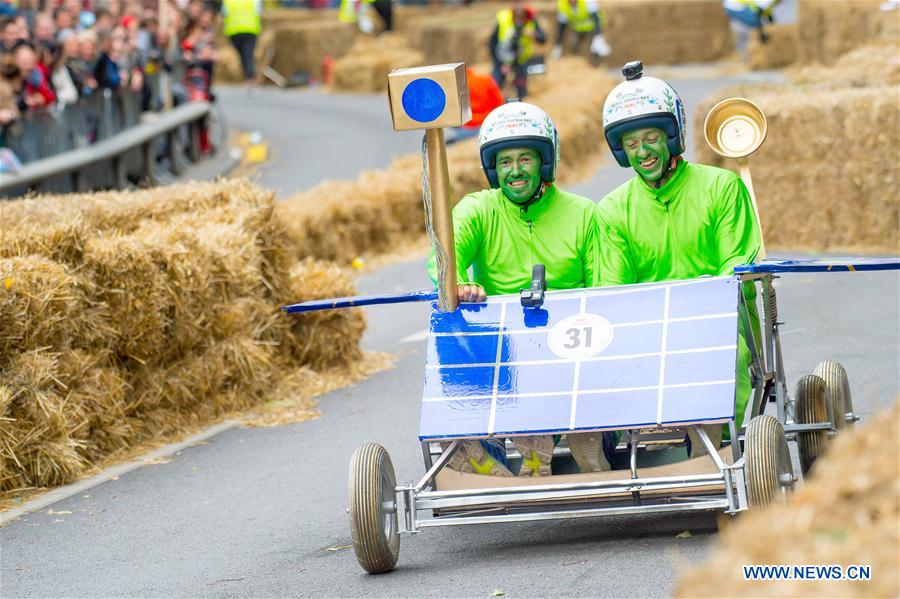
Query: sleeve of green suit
595,201,637,286
581,207,602,287
427,195,483,287
713,176,761,275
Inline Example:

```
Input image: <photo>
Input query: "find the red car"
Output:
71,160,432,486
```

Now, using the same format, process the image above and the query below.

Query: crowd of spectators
0,0,219,152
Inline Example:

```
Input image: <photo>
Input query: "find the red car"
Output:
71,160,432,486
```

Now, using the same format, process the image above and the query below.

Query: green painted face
496,147,542,204
622,127,671,183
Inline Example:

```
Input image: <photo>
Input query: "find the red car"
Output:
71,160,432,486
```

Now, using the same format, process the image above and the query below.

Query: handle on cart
282,288,439,313
520,263,547,308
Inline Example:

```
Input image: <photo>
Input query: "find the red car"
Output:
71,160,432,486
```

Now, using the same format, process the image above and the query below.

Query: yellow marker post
387,63,471,313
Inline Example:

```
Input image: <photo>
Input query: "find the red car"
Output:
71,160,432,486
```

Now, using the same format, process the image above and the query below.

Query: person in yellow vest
723,0,780,50
339,0,392,34
551,0,610,63
489,1,545,99
222,0,261,86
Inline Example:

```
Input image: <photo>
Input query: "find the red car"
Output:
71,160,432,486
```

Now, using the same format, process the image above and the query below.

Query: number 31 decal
549,314,614,359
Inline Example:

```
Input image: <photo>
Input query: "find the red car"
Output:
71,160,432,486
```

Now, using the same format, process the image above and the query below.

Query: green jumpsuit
427,184,600,292
595,159,761,428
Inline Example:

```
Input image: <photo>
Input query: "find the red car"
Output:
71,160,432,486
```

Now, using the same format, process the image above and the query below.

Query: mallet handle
425,128,458,312
738,158,767,261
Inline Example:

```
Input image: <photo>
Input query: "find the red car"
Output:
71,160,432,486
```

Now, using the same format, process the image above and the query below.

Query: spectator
73,30,99,95
14,44,56,109
52,30,80,104
93,29,122,89
54,6,75,38
1,18,24,55
94,8,115,31
0,55,20,143
13,15,29,41
33,12,56,44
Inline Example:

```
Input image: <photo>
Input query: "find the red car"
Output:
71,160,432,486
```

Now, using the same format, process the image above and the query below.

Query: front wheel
795,374,829,475
745,414,794,508
348,443,400,574
814,360,854,430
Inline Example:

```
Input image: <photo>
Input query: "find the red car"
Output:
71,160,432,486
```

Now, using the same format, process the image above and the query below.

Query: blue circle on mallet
401,78,446,123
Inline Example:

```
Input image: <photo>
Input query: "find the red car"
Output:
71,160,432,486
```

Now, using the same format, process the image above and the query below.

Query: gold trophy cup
703,97,768,259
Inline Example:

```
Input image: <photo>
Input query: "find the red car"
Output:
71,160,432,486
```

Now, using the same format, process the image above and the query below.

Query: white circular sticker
548,313,614,359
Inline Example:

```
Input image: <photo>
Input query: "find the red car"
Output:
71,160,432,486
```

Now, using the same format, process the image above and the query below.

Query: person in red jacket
14,44,55,109
445,67,505,145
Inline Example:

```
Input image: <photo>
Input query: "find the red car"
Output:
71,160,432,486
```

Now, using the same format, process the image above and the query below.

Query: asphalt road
4,45,898,597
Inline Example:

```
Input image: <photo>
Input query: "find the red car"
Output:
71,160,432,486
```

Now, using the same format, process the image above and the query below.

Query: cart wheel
814,360,854,430
348,443,400,574
745,414,794,508
794,374,828,475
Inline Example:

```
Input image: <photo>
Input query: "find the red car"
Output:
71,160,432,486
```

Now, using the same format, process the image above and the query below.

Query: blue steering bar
734,257,900,274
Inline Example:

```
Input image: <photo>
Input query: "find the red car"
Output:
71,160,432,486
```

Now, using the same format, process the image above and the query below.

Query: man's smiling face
622,126,671,183
496,147,542,204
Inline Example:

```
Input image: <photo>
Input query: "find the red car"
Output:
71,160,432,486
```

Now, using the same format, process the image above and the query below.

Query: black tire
206,102,228,155
814,360,853,431
794,374,829,475
348,443,400,574
745,414,793,508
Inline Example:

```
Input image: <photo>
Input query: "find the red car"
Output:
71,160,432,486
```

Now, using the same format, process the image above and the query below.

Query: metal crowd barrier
0,100,211,197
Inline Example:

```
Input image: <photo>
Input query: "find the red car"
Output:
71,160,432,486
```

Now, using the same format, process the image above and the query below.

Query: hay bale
747,23,798,70
418,18,493,66
676,401,900,597
270,21,358,81
796,0,886,65
0,180,368,495
788,42,900,87
694,83,900,253
332,35,424,93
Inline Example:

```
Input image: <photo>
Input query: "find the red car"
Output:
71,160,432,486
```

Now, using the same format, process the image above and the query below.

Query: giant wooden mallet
387,64,471,312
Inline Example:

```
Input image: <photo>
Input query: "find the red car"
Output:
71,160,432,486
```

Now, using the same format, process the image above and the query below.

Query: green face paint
622,127,671,183
496,147,542,204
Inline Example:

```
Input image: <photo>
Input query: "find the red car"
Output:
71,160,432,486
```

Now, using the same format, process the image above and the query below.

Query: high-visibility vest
223,0,261,36
557,0,602,33
496,8,535,65
339,0,375,24
727,0,779,17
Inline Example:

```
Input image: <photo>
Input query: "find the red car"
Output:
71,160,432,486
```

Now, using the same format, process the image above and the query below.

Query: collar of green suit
501,183,558,220
635,157,689,203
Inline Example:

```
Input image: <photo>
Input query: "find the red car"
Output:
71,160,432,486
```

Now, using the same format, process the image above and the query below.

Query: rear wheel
795,374,829,475
348,443,400,574
745,414,794,508
814,360,854,430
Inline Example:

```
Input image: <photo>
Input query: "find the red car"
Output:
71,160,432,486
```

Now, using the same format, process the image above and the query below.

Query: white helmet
478,101,559,188
602,61,686,168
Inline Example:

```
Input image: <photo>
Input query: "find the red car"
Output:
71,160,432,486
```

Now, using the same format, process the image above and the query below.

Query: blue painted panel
661,384,734,423
573,389,659,430
585,287,665,325
492,394,572,436
419,397,491,439
664,349,736,387
578,356,661,391
603,322,663,356
495,362,575,396
427,334,499,366
423,365,495,399
431,303,503,334
668,277,738,319
666,317,737,352
504,297,581,331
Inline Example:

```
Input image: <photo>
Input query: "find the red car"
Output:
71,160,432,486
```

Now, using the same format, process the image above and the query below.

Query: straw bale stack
280,58,616,264
0,181,366,494
676,401,900,597
418,17,494,66
694,82,900,253
796,0,886,65
332,35,424,93
747,24,798,71
788,42,900,87
270,21,358,81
